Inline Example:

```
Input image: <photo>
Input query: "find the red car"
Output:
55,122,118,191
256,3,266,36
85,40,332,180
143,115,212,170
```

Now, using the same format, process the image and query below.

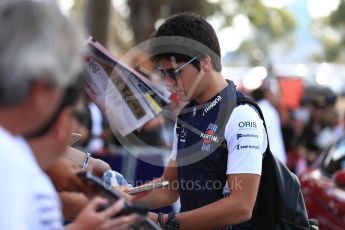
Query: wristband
166,212,180,230
82,152,92,170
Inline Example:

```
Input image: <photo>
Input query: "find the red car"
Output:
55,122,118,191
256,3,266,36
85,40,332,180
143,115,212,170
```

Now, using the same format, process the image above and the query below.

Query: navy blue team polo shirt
176,81,241,212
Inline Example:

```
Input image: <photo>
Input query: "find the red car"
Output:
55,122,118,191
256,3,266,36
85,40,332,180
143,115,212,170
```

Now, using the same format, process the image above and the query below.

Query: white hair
0,0,84,104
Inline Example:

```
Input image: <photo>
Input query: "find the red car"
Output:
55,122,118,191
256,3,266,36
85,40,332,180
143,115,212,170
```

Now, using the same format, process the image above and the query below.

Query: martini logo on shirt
203,96,222,116
201,123,219,151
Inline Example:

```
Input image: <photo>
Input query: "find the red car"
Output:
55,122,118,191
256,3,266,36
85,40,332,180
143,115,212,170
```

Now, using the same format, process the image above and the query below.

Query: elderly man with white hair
0,1,138,229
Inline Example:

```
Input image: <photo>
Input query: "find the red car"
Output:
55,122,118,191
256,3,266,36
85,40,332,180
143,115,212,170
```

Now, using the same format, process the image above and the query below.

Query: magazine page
83,38,157,136
88,37,170,110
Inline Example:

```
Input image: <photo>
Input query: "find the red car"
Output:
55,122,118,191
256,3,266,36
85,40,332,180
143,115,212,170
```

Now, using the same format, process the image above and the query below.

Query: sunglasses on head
157,55,199,80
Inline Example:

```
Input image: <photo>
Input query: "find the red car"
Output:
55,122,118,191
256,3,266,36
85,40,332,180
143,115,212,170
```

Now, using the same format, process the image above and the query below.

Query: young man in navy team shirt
133,12,268,229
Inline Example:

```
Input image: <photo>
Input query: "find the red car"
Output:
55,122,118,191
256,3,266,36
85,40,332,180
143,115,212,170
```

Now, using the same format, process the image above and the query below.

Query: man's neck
194,72,228,104
0,107,31,135
0,107,55,169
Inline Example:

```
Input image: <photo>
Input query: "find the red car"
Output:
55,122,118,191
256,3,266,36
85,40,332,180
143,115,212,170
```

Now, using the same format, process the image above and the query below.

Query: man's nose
165,76,177,87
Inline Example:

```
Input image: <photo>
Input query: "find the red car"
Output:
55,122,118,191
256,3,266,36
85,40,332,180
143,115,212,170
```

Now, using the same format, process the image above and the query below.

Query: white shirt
257,99,286,163
87,102,104,152
171,104,267,175
0,127,63,230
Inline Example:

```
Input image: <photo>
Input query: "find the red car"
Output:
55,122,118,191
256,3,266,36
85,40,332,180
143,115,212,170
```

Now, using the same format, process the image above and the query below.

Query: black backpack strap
222,97,277,230
237,98,277,229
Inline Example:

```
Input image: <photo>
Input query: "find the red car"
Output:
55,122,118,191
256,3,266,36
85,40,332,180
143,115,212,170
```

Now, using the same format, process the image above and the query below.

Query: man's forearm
132,160,179,209
161,174,260,229
132,179,179,210
172,195,252,230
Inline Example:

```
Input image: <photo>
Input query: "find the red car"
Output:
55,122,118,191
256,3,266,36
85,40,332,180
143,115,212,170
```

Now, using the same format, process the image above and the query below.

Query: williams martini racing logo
201,123,219,151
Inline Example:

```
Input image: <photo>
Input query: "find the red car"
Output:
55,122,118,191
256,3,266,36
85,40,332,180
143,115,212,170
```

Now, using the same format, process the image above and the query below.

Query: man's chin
177,94,191,102
174,89,195,102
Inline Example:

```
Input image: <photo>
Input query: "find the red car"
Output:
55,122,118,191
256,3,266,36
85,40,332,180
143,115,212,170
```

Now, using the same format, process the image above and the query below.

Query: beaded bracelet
166,212,180,230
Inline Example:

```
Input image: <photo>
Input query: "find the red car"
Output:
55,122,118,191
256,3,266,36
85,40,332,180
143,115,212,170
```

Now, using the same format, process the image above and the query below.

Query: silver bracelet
82,152,92,170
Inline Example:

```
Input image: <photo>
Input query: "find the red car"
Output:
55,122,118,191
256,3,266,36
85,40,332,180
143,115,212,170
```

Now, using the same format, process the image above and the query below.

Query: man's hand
60,192,89,220
45,147,111,192
64,147,111,176
65,198,140,230
45,157,86,192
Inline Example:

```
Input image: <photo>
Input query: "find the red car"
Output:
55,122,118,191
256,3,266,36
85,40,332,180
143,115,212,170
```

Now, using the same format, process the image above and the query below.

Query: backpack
234,97,318,230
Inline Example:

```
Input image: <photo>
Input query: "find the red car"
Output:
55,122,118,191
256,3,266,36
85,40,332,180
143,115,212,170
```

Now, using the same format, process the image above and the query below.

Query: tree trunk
84,0,110,46
127,0,163,44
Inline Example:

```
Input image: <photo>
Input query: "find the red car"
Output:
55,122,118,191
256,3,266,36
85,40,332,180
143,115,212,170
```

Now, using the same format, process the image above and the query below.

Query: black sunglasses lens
166,69,178,80
158,68,178,80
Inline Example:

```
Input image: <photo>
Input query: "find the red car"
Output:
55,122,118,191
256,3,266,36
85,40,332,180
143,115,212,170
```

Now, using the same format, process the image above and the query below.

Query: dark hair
251,87,266,101
150,12,221,72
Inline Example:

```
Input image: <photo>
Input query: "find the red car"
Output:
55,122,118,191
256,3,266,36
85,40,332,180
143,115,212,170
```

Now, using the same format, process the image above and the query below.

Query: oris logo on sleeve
238,121,257,129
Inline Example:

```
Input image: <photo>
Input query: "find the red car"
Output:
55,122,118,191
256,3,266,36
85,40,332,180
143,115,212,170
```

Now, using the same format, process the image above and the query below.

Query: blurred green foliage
126,0,296,65
225,0,296,65
314,0,345,62
79,0,297,65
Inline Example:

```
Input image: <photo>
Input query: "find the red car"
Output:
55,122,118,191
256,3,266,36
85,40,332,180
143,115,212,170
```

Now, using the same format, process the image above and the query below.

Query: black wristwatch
166,212,180,230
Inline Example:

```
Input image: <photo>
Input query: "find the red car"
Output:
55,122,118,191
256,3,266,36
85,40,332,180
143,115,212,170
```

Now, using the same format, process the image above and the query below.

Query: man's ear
200,56,212,73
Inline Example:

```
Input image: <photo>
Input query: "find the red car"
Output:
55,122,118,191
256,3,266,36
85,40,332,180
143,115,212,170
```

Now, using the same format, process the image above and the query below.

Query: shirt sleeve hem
226,171,261,176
